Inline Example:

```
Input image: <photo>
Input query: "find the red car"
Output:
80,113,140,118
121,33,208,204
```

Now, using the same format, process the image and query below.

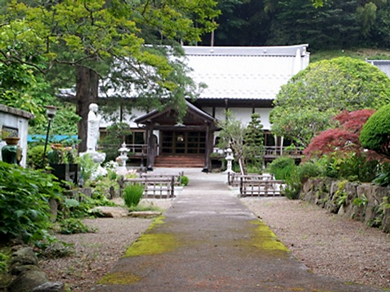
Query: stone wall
301,178,390,233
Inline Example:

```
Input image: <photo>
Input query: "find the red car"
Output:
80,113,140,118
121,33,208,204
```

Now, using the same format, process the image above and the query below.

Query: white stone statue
87,103,100,152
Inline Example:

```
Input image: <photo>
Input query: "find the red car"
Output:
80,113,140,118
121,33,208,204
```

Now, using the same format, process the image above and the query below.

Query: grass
129,203,163,212
97,272,141,285
0,246,12,289
310,48,390,63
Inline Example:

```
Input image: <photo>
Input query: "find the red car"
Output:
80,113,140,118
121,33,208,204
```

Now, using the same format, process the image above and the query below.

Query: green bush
232,162,241,173
181,175,189,186
246,164,261,174
0,161,63,244
59,218,96,234
282,167,301,200
360,104,390,158
27,145,46,169
123,184,144,208
316,153,379,182
59,194,115,220
79,153,98,182
91,175,119,199
373,162,390,187
338,153,379,182
267,156,296,180
297,161,322,183
281,161,322,200
0,252,8,273
107,169,117,180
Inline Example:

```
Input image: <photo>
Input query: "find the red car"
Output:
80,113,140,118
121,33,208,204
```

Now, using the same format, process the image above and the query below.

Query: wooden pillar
146,123,155,171
203,123,212,173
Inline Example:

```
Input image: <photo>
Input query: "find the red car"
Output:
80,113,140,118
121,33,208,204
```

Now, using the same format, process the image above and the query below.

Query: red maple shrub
304,109,376,158
334,109,376,134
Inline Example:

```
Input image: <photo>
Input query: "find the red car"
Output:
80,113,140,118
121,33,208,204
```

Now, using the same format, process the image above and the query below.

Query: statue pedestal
82,151,106,164
80,151,107,180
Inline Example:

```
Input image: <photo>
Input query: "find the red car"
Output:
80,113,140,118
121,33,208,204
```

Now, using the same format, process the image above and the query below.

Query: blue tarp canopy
28,135,78,142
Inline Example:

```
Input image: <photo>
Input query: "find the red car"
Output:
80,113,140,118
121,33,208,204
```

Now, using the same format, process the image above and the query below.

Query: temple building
99,44,310,171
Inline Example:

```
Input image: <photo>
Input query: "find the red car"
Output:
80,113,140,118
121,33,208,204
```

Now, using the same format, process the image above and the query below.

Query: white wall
0,105,33,167
254,108,272,130
100,108,146,128
199,107,272,130
99,106,272,141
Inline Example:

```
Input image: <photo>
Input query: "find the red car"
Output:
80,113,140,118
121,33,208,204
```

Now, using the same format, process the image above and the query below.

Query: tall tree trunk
76,66,99,152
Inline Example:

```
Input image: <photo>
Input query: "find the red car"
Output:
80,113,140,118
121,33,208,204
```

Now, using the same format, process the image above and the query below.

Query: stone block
8,270,48,292
33,282,65,292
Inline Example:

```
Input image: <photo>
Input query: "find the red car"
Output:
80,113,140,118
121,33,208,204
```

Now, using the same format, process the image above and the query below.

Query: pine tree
244,113,264,170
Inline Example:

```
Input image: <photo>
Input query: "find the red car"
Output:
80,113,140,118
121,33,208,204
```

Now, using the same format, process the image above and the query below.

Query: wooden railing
104,145,302,159
228,173,274,187
118,176,176,199
140,172,184,187
126,144,147,155
240,178,284,197
98,144,147,154
228,173,284,197
263,146,303,157
214,146,303,159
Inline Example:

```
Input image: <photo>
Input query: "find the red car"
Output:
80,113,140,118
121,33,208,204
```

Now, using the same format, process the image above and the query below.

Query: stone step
154,155,204,168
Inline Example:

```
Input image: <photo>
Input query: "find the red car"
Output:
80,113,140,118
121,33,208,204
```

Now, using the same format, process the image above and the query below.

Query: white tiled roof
184,44,309,100
366,60,390,78
57,44,309,101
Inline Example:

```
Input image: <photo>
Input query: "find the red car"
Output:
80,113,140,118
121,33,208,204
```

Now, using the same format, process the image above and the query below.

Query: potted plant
48,144,79,185
1,130,22,165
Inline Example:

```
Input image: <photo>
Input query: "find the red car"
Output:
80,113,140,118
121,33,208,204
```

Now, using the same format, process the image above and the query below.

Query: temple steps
154,155,204,168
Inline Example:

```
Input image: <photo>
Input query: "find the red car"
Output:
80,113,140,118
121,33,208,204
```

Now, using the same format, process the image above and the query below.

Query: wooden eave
134,101,218,130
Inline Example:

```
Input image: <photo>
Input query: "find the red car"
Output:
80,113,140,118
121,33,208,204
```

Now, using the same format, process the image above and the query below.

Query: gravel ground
39,196,390,291
242,197,390,290
39,199,173,292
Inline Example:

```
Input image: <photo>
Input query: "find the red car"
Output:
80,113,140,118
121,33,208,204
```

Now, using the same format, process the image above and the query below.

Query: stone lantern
116,142,130,174
224,147,234,174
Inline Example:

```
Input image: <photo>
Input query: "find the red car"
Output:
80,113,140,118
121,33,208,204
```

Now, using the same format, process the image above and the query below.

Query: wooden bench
239,176,284,197
118,176,176,199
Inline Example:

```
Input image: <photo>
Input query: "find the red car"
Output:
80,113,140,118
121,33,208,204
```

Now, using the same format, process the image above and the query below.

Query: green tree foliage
100,123,132,162
270,57,390,147
265,0,362,49
217,110,247,174
370,2,390,48
360,104,390,158
30,102,80,135
243,113,264,166
199,0,390,49
201,0,271,46
0,63,52,125
0,0,219,151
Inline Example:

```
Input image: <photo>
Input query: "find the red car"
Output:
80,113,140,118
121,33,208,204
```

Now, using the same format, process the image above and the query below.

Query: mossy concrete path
91,171,386,292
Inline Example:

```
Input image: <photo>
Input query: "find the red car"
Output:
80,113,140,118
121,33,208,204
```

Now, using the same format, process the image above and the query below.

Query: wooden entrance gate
161,131,206,155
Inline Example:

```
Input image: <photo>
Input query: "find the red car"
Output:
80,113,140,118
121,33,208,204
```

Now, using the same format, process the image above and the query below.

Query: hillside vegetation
310,48,390,63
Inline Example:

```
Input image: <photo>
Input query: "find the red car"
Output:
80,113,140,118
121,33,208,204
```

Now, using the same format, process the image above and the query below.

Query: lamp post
42,105,58,168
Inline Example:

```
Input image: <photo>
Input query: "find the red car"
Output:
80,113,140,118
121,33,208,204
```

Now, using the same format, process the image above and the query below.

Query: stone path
90,171,386,292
